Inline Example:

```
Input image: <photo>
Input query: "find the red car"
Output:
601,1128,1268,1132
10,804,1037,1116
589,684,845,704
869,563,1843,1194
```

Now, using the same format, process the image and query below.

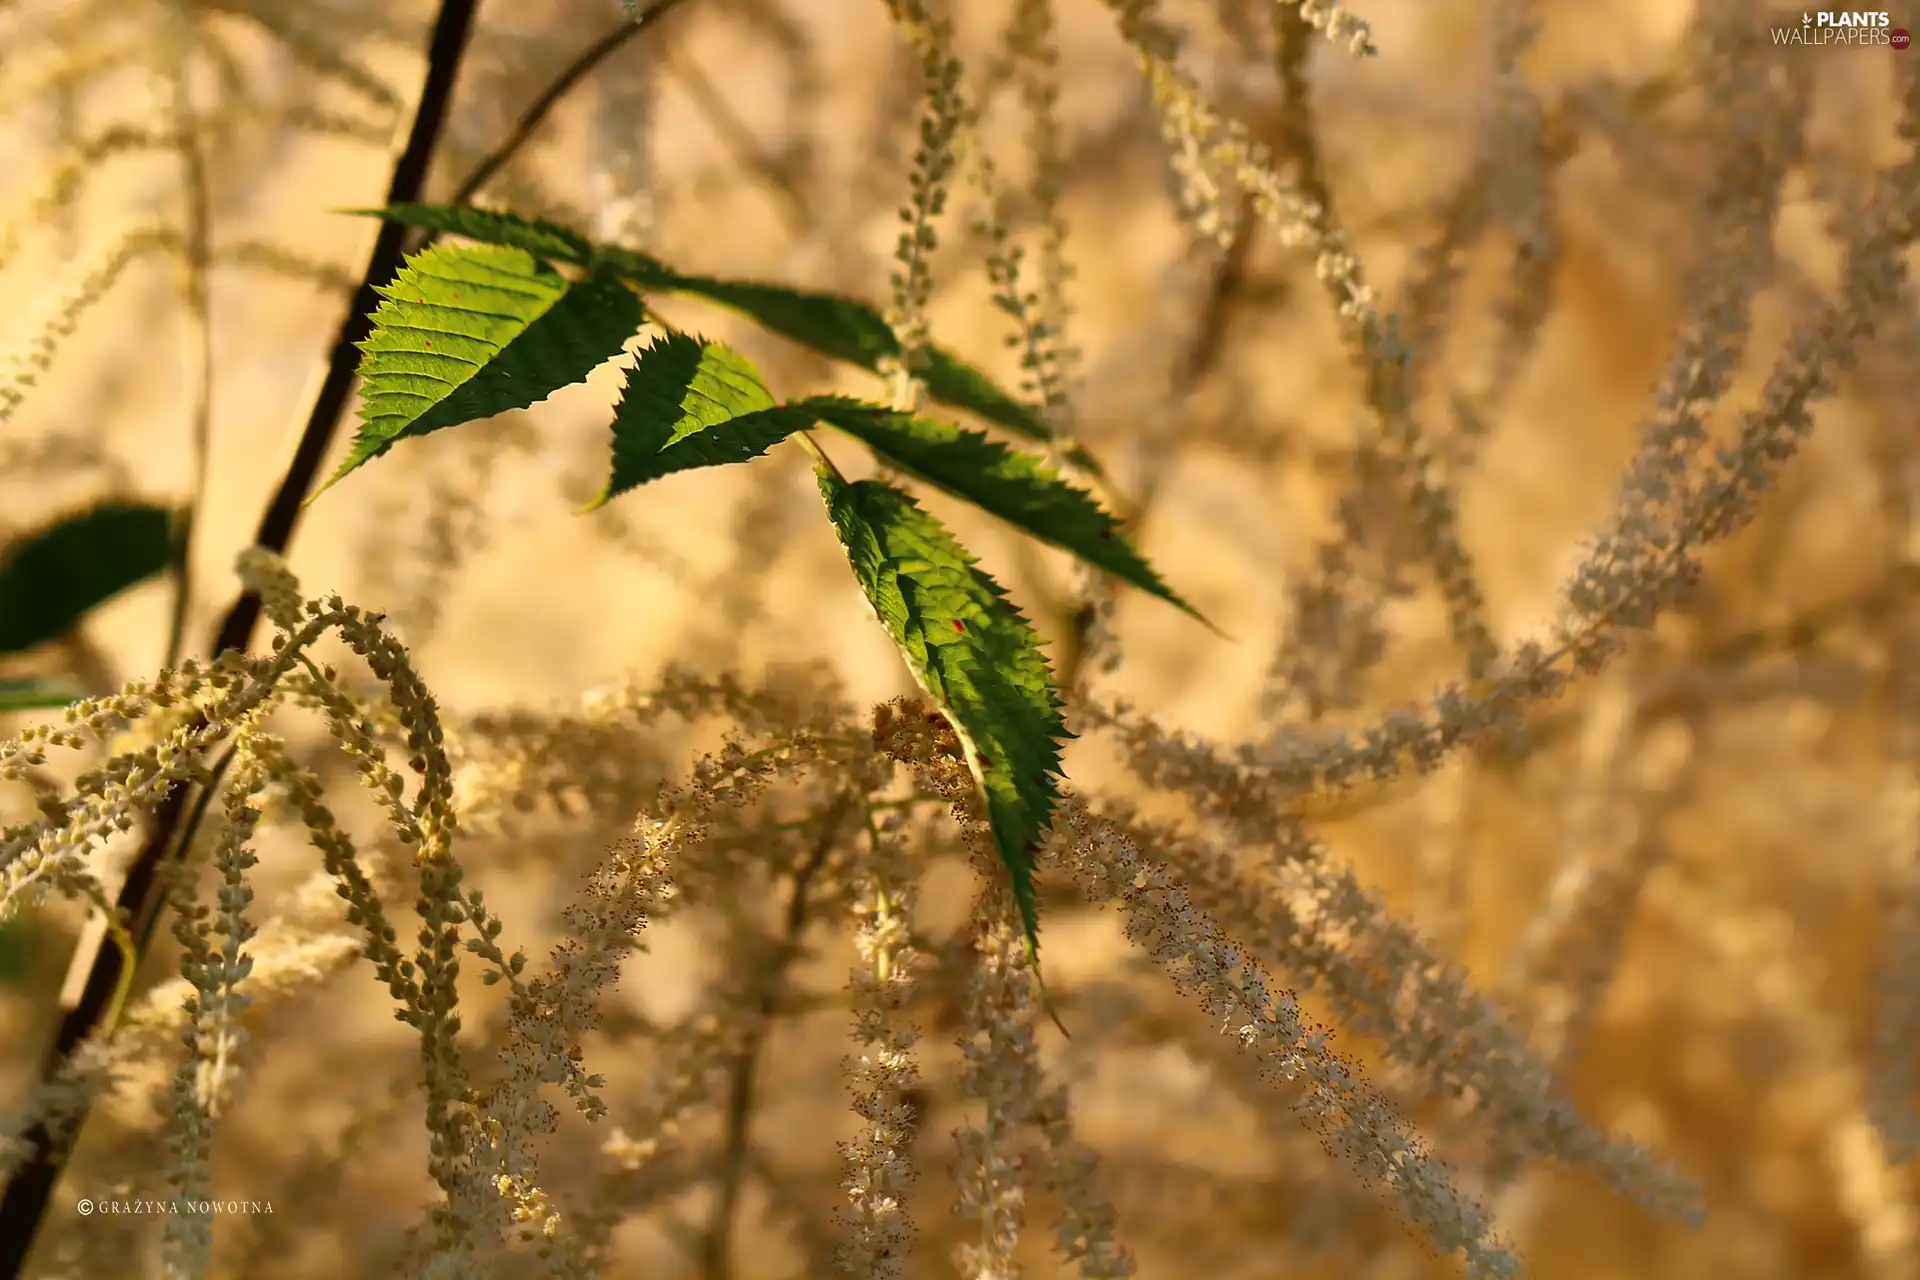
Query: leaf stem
794,429,845,482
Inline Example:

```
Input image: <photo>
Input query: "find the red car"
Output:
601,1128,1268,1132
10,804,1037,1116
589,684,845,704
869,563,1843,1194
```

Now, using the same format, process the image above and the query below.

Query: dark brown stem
0,7,697,1270
0,3,483,1271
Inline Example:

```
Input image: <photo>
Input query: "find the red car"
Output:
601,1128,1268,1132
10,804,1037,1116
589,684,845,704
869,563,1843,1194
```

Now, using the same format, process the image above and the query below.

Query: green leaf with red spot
817,470,1071,964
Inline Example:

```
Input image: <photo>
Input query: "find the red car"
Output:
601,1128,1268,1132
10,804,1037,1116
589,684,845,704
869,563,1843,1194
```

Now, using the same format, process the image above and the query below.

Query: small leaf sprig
312,202,1215,969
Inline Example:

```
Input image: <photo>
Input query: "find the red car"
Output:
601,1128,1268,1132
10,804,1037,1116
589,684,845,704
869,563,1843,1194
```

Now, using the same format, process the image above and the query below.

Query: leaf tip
1192,605,1232,641
306,462,356,506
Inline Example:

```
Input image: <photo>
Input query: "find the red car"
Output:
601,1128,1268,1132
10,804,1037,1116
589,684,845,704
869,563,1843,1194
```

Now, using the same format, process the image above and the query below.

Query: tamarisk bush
0,0,1917,1276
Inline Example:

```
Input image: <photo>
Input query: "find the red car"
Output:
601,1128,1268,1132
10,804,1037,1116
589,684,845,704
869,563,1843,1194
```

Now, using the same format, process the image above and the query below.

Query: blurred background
2,0,1918,1275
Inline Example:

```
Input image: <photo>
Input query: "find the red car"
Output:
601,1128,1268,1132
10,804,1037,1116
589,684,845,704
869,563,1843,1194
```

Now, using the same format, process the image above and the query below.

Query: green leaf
669,277,897,369
818,472,1070,963
321,244,643,493
804,397,1208,625
0,502,172,654
343,203,594,265
0,676,84,711
587,244,680,291
605,264,1101,475
669,273,1084,462
589,333,819,507
350,206,1096,474
917,347,1071,463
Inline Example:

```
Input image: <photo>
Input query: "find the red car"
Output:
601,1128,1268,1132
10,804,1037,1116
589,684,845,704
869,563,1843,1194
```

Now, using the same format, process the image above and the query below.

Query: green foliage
818,470,1069,960
589,334,817,506
341,203,594,265
802,397,1202,622
0,677,83,711
320,206,1213,969
318,244,643,494
649,274,898,368
637,271,1084,468
0,501,173,654
350,203,1094,469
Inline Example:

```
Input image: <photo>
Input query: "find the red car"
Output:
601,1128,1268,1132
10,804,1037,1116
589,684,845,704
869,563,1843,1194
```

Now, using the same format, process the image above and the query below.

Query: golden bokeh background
2,0,1917,1275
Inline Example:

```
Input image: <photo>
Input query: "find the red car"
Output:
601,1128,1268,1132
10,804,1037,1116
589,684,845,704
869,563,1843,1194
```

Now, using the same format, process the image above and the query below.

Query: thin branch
443,0,693,210
699,792,853,1280
1,7,701,1273
0,2,482,1271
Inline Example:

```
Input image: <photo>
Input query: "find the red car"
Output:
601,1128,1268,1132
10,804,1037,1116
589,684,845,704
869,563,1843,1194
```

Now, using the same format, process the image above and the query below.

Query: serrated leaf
818,472,1070,962
344,203,594,265
590,333,821,506
673,277,897,369
0,502,172,654
667,273,1088,463
321,245,642,493
601,263,1101,476
0,677,83,712
917,347,1071,462
589,244,680,291
804,397,1208,625
340,206,1089,472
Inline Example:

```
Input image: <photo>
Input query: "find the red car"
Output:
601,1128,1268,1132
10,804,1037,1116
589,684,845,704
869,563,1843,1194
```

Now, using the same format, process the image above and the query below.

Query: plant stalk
0,2,481,1270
